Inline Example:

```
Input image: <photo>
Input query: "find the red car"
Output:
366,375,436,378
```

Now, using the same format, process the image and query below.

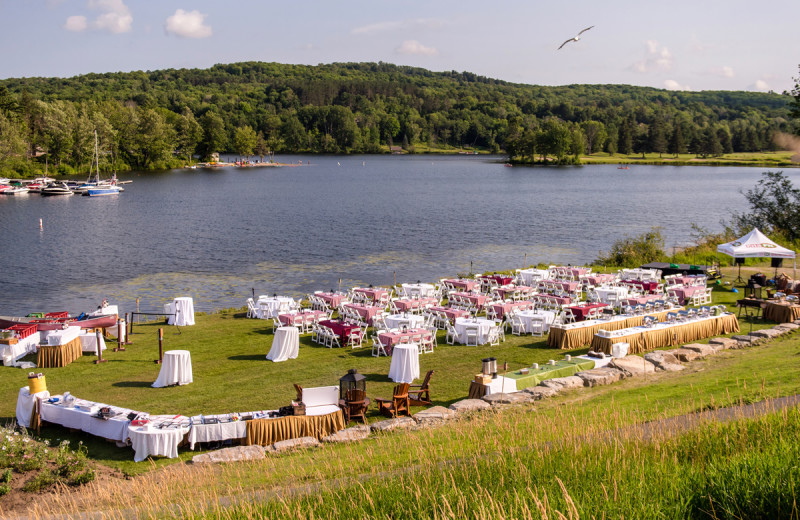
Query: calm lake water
0,155,794,316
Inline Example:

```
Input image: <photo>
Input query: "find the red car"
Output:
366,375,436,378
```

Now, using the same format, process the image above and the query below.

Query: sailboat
82,131,121,197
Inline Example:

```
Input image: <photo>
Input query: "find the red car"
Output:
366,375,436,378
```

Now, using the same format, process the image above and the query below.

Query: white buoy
39,218,42,230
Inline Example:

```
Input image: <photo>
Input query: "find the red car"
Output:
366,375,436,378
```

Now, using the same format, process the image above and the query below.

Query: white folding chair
445,323,458,345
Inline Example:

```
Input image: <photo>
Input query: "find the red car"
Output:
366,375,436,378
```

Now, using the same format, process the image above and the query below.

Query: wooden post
129,312,134,335
155,328,163,364
94,329,107,363
114,318,126,352
136,298,140,321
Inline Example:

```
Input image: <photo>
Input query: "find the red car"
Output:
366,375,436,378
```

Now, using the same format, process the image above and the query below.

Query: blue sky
2,0,798,93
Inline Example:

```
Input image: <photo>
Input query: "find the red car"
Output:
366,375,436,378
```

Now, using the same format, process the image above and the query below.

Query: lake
0,155,791,316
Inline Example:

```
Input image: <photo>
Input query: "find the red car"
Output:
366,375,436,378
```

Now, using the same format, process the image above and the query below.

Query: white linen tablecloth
152,350,193,387
519,268,550,285
128,415,190,462
16,386,50,428
43,326,81,346
257,296,295,319
384,313,425,330
453,317,495,344
39,397,134,442
168,297,195,326
188,415,248,449
79,332,107,353
515,310,557,332
401,283,436,298
483,376,518,395
105,320,127,342
267,327,300,362
595,286,630,303
388,343,420,383
1,333,41,366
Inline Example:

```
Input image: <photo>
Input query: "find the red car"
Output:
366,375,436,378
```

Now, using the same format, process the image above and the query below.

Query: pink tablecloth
315,292,348,307
451,292,490,310
621,294,663,306
393,297,438,312
353,287,389,303
343,304,384,323
568,267,590,278
481,274,514,285
279,310,327,327
673,276,706,286
443,279,479,292
489,301,534,318
669,285,705,305
379,328,432,353
621,280,661,293
586,274,616,285
566,303,608,321
494,286,535,299
318,320,361,345
429,306,470,322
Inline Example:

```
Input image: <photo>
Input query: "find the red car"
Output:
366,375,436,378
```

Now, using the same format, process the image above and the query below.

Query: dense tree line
0,61,796,174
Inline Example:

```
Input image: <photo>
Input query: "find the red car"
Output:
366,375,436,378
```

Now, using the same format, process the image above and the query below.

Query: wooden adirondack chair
409,370,434,406
375,383,410,418
341,388,370,423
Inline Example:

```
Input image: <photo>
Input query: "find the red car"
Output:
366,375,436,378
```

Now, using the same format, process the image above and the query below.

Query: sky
1,0,798,93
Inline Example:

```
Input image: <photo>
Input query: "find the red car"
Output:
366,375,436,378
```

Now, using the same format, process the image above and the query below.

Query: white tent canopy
717,228,795,259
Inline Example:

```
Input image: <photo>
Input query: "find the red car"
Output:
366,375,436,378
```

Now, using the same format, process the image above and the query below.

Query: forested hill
0,61,795,174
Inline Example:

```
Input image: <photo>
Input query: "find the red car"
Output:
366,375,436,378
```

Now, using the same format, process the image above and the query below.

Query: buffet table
763,300,800,323
1,333,40,366
547,307,684,349
128,415,191,462
245,410,345,446
37,338,83,368
16,386,50,428
188,414,253,449
39,396,137,442
590,313,740,354
505,359,595,389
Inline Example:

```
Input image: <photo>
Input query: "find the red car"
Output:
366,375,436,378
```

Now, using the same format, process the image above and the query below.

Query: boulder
482,391,533,406
644,351,685,371
682,343,718,357
576,367,626,387
269,437,320,453
670,348,702,363
777,322,799,330
750,329,784,340
413,406,455,427
191,445,265,464
708,337,738,350
449,399,492,414
321,425,370,444
520,386,559,400
370,417,416,433
731,334,763,345
539,376,584,390
610,356,656,377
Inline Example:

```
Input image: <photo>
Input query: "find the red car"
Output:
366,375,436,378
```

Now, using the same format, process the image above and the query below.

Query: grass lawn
580,151,798,167
0,267,781,477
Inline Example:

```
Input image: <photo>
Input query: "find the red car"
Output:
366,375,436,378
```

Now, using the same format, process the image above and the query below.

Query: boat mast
94,130,100,183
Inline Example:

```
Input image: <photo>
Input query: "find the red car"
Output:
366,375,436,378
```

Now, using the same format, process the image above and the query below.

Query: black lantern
339,368,366,400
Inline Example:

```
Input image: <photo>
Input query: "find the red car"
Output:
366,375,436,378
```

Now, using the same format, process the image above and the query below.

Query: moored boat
41,181,75,196
2,186,30,195
0,313,118,332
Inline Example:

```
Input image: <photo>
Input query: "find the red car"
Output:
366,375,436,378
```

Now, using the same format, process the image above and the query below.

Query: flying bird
558,26,594,50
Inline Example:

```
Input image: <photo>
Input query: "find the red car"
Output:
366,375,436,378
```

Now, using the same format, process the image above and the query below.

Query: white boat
41,181,74,196
2,187,30,195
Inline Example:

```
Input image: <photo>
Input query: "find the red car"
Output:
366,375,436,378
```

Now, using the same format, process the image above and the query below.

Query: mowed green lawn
0,280,776,473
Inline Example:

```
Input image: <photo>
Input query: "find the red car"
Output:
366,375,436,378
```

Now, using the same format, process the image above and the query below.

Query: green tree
730,171,800,240
579,121,606,155
175,108,202,162
134,108,174,168
617,116,635,155
233,125,257,158
199,111,226,160
648,115,667,157
668,120,687,156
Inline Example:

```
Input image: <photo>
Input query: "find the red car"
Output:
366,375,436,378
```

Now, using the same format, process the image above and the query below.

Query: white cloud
165,9,212,39
395,40,438,56
664,79,690,91
64,15,87,32
631,40,673,73
64,0,132,34
751,79,771,91
352,18,444,35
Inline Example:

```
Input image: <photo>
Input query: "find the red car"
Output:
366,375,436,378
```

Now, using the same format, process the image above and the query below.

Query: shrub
0,483,9,496
1,468,11,483
21,471,56,493
595,227,666,267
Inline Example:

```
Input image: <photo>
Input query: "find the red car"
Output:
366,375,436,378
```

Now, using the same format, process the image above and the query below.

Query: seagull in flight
558,26,594,50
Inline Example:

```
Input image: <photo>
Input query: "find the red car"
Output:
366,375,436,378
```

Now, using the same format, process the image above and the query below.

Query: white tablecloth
401,283,436,298
187,415,248,449
453,317,495,344
384,314,425,330
1,333,41,366
39,397,134,442
152,350,193,387
595,286,630,303
620,268,659,281
267,327,299,362
43,326,81,346
519,268,550,285
105,320,127,342
483,376,518,395
515,310,557,332
16,386,50,428
79,332,107,353
388,343,420,383
128,415,191,462
168,297,195,326
257,296,295,318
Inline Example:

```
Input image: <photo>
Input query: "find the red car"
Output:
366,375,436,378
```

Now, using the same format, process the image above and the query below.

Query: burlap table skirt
36,338,83,368
590,313,740,355
548,307,685,350
764,301,800,324
245,410,345,446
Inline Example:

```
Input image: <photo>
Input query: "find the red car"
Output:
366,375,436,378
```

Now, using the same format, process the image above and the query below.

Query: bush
0,483,9,496
1,468,11,483
21,471,56,493
595,227,666,267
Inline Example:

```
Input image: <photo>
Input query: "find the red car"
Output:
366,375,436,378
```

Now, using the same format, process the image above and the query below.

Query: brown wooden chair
468,381,486,400
409,370,434,406
340,389,370,423
375,383,410,418
293,383,303,402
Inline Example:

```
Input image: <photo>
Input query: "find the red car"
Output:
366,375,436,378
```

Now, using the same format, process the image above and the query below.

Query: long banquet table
763,300,800,323
505,358,595,389
245,410,345,446
589,313,740,354
547,307,685,349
